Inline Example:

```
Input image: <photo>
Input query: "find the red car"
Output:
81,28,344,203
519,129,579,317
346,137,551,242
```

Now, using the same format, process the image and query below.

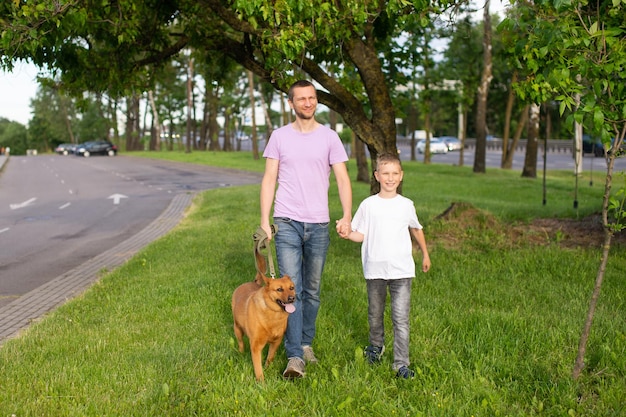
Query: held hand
335,219,350,239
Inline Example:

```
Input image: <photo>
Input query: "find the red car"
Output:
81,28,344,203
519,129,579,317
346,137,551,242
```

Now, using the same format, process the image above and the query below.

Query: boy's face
374,161,403,193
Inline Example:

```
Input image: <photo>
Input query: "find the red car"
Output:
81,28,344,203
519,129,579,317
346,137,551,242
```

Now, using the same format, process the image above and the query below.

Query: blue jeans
274,218,330,359
366,278,413,371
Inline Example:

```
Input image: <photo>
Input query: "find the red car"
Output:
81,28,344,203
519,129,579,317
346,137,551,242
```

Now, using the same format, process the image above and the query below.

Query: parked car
582,135,605,157
416,138,448,154
440,136,462,151
54,143,75,155
75,140,118,157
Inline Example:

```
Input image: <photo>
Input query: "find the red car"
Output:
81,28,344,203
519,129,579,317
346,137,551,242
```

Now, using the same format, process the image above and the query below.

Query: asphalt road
0,154,262,309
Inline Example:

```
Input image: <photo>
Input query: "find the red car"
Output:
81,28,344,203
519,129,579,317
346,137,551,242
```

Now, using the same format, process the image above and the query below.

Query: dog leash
253,225,277,278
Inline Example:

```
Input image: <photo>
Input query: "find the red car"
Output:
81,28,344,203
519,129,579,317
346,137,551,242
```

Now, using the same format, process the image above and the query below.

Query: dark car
75,140,118,157
582,135,605,157
54,143,75,155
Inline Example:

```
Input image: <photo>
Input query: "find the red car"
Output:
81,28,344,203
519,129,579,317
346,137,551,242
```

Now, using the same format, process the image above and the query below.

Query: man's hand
335,218,351,239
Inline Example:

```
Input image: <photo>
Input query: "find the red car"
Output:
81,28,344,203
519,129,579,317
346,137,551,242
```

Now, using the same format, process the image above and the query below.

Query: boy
342,153,431,378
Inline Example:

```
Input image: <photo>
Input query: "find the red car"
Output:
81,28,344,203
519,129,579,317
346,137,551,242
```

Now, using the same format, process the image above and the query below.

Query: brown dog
232,245,296,381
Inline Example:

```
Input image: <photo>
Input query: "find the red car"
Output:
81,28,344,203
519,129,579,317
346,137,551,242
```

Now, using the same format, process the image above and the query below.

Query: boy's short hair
375,152,402,170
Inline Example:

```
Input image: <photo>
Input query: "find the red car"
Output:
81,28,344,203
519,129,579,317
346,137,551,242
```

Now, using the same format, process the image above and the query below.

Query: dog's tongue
284,303,296,314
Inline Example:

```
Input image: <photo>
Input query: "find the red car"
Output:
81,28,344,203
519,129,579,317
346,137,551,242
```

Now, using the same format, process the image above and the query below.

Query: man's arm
332,162,352,238
260,158,279,240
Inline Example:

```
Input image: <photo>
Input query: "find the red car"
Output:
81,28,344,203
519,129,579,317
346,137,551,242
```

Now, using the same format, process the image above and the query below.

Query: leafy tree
506,0,626,379
0,118,28,155
28,84,76,151
1,0,460,189
75,94,111,142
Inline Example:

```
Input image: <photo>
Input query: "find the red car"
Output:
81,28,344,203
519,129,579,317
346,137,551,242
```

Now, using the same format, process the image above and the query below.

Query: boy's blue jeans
366,277,413,371
274,218,330,360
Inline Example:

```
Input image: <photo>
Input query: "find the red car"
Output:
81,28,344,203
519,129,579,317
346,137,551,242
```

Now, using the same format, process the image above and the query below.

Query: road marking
59,203,71,210
10,197,37,210
0,227,9,234
108,194,128,205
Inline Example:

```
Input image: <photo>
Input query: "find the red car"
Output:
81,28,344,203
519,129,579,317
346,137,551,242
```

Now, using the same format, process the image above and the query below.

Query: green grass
1,151,624,416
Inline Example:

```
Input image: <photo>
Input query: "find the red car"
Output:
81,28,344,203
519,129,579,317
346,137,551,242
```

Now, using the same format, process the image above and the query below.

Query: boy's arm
411,228,431,272
345,230,364,243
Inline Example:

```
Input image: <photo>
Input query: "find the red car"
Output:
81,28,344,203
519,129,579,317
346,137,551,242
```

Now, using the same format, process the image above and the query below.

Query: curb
0,191,195,345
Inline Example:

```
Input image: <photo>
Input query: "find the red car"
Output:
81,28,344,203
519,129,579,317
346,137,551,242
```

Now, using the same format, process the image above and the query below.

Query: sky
0,1,507,127
0,61,39,125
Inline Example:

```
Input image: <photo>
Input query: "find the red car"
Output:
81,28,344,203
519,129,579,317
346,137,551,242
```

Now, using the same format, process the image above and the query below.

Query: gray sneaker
283,357,305,379
302,345,318,364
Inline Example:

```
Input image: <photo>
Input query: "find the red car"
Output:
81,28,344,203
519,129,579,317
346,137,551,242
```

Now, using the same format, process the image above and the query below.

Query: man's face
289,86,317,120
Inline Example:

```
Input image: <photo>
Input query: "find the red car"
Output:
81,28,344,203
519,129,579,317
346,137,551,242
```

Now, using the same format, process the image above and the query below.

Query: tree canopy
1,0,464,163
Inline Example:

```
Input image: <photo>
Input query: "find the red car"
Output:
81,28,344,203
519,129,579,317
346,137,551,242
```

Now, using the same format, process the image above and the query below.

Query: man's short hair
288,80,316,101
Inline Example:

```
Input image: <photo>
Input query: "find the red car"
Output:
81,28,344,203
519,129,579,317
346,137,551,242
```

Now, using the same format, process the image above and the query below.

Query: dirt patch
430,202,626,250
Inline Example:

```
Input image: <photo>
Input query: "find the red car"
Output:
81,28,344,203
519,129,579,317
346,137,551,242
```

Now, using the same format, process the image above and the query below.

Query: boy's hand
422,256,431,272
335,219,350,239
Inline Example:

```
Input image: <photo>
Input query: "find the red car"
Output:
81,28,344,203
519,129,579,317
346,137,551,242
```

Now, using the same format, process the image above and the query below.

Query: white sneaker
302,345,318,364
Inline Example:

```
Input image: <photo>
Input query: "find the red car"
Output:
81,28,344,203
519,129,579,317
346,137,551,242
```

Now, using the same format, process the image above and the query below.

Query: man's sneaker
283,357,305,379
302,345,318,364
364,345,385,364
395,366,415,379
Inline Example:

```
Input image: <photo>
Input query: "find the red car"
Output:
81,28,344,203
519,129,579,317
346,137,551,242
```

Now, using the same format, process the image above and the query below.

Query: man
260,79,352,379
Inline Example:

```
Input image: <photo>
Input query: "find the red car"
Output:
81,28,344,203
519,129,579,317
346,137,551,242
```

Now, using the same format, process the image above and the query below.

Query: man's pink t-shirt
263,123,348,223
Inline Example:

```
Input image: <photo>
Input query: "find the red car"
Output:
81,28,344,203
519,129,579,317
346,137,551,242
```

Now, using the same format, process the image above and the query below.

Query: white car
416,138,449,154
440,136,462,151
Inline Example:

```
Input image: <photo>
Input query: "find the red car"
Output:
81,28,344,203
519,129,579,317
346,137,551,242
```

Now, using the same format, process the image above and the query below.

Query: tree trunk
148,90,161,151
573,146,621,378
247,70,259,158
501,72,517,168
185,58,194,153
502,105,529,169
258,87,274,143
458,104,466,167
207,86,220,151
354,132,369,183
522,103,540,178
125,94,141,151
473,0,492,174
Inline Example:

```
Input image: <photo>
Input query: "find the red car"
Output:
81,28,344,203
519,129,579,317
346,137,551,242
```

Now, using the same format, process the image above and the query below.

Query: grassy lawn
1,151,624,416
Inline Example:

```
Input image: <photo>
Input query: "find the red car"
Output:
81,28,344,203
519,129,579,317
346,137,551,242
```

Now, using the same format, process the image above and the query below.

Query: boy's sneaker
364,345,385,364
283,357,305,379
302,345,318,364
395,366,415,379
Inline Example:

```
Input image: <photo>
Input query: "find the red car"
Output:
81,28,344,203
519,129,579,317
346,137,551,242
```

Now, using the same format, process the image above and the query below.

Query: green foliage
507,0,626,142
608,172,626,232
0,117,28,154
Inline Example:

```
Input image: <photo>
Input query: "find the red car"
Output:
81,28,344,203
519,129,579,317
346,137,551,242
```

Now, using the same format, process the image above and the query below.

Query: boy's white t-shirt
351,194,423,279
